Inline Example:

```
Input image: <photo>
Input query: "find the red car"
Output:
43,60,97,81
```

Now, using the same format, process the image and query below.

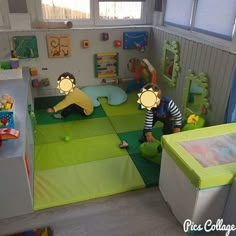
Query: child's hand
145,132,156,143
173,127,181,133
47,108,54,113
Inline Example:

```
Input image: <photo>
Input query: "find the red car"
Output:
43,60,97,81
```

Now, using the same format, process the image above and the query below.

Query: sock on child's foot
53,113,63,119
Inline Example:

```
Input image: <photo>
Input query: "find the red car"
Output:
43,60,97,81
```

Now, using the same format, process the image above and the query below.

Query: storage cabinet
0,69,34,219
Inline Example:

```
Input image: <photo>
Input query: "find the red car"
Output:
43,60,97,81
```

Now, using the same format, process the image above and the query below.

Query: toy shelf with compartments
0,68,34,219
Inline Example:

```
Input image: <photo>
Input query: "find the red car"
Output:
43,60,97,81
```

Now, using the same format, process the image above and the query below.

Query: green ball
140,140,162,165
64,136,70,142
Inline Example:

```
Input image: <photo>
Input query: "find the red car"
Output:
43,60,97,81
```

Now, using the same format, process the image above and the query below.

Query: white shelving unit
0,68,34,219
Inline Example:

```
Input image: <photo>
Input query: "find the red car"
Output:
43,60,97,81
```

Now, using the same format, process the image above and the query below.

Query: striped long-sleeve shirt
144,96,182,132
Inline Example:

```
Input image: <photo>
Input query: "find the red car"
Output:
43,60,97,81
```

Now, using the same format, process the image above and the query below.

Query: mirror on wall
160,40,181,87
182,70,210,119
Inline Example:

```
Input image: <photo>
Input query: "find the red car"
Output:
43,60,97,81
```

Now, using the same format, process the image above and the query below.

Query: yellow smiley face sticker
137,88,160,110
57,76,76,94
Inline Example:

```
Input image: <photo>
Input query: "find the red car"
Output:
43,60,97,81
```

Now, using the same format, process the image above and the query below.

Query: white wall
0,27,151,97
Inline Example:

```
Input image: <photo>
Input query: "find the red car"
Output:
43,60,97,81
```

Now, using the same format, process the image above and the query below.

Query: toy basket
0,111,15,129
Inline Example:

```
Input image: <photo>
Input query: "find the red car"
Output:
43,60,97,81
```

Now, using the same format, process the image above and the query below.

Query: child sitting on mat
139,83,182,143
47,72,94,119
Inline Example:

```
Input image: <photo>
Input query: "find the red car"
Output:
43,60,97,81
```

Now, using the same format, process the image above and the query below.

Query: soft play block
159,122,236,225
161,123,236,189
81,85,127,107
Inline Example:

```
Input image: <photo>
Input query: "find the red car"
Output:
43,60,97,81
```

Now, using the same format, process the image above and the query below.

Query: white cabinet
0,69,34,219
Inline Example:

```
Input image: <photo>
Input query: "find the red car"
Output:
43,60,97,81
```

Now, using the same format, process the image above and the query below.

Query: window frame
35,0,150,27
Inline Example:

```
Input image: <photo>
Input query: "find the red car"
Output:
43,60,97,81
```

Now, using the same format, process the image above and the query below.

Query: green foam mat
129,153,160,187
118,128,163,155
35,117,114,145
33,92,163,210
34,155,145,210
35,133,128,171
35,106,106,125
34,96,65,110
108,113,163,133
99,92,145,117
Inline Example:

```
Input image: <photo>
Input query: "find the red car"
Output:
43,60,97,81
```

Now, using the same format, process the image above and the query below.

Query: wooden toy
82,40,90,48
114,40,122,48
102,32,109,41
95,52,119,78
41,78,50,87
47,34,71,58
30,67,38,76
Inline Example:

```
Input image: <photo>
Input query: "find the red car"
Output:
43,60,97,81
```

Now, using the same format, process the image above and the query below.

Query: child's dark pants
61,104,86,118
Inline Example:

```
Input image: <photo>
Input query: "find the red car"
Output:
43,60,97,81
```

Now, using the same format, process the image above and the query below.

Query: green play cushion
161,123,236,189
140,140,162,165
34,155,145,210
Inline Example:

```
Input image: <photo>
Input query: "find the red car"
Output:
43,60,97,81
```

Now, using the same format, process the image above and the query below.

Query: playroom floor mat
34,91,162,210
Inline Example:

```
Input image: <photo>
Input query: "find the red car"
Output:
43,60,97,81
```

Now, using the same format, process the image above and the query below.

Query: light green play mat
34,92,162,210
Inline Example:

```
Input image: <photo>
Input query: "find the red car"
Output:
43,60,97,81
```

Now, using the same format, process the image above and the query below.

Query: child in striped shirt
139,83,182,143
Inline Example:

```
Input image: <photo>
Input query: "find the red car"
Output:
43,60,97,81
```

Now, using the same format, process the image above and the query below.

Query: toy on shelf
0,113,20,147
0,128,20,140
0,94,14,111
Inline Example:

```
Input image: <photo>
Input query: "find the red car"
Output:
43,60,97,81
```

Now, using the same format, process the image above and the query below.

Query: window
41,0,90,20
164,0,236,41
164,0,193,30
193,0,236,41
37,0,148,26
98,2,142,20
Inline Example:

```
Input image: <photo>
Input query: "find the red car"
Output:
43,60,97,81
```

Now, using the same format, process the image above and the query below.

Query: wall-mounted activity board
95,52,119,78
47,34,71,58
12,36,39,58
123,31,148,50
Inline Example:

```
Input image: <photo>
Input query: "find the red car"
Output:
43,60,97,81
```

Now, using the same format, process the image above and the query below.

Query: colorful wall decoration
47,34,71,58
12,36,39,58
95,52,119,78
123,31,148,50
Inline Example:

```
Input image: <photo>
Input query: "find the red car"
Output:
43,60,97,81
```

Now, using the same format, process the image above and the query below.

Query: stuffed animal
0,94,14,110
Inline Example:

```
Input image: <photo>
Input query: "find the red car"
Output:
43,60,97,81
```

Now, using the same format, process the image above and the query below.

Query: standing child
47,72,94,119
139,83,182,143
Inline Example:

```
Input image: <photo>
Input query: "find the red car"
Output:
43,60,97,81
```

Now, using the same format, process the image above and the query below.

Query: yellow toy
0,94,14,110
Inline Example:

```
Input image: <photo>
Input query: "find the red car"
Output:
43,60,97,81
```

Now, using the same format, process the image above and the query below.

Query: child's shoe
53,113,63,119
139,135,147,143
